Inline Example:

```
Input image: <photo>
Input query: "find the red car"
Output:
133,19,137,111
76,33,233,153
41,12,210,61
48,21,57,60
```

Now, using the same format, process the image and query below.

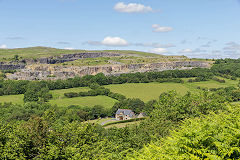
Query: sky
0,0,240,58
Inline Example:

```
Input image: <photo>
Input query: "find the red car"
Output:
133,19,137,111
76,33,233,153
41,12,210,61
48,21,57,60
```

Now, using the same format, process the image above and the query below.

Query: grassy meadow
49,96,117,108
0,94,24,104
50,87,90,99
105,82,198,102
0,87,116,108
0,78,238,108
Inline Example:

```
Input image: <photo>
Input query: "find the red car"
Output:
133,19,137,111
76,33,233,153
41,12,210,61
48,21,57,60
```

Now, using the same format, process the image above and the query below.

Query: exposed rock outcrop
0,52,121,70
7,61,211,80
0,62,25,70
25,52,122,64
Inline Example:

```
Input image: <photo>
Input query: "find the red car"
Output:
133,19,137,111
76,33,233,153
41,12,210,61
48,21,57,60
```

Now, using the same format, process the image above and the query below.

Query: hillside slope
0,46,185,61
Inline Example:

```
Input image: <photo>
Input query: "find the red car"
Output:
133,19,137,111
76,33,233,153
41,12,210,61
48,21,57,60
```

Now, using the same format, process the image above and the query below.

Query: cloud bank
85,37,175,49
101,36,129,46
180,48,207,54
114,2,153,13
86,36,129,47
150,48,168,54
0,44,7,49
152,24,173,32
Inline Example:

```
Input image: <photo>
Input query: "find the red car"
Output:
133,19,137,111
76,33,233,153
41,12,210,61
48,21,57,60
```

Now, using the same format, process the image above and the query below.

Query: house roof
116,109,135,117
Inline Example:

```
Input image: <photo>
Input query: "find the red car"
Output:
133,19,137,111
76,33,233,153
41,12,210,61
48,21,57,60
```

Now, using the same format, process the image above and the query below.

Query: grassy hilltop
0,46,186,61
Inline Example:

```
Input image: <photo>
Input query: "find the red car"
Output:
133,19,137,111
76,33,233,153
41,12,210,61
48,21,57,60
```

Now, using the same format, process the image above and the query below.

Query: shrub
212,77,226,83
64,92,79,98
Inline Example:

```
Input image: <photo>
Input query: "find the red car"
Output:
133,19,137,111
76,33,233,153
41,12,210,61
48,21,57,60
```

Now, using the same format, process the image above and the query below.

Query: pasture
50,87,90,99
49,96,117,108
105,79,238,102
105,82,196,102
191,78,238,88
0,87,116,108
0,94,23,104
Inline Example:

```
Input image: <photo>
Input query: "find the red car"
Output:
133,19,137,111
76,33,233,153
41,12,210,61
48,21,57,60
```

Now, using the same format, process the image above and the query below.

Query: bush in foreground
129,105,240,160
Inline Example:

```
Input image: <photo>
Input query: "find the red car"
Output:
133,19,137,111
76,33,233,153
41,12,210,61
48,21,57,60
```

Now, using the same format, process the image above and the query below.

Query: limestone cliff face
0,62,25,70
0,52,121,70
26,52,121,64
7,61,211,80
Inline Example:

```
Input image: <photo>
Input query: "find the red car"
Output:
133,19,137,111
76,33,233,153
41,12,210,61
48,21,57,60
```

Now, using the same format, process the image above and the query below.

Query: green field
192,78,238,88
0,87,90,105
50,87,90,99
105,82,196,102
105,79,238,102
49,87,117,108
0,94,24,104
0,87,116,108
49,95,117,108
0,79,238,107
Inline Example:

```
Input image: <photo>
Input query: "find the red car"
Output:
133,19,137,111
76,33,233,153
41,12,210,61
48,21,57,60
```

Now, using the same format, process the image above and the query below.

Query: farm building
115,109,136,120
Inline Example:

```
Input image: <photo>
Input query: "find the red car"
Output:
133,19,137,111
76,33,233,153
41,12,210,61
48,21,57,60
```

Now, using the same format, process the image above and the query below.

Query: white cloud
64,47,75,50
134,42,175,48
86,37,129,47
180,48,207,54
0,44,7,49
152,24,173,32
150,48,168,54
222,41,240,58
224,41,240,50
101,36,129,46
152,24,159,28
85,38,176,48
114,2,153,13
180,49,193,53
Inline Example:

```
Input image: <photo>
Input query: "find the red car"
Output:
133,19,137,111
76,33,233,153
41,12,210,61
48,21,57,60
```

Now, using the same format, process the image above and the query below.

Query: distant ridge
0,46,186,61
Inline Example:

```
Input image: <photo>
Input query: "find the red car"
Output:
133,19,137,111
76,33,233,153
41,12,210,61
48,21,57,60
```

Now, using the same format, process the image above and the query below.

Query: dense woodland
0,59,240,159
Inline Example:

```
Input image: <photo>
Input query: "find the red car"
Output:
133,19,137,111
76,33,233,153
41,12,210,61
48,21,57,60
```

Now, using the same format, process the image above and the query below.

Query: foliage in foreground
129,105,240,160
0,90,231,159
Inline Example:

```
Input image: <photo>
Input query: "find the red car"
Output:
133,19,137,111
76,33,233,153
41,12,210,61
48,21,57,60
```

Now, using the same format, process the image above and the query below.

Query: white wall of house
116,114,132,120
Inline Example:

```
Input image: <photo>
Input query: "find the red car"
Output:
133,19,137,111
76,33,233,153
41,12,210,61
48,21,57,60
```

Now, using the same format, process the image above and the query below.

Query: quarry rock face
0,52,121,70
0,62,25,70
6,61,211,80
25,52,122,64
0,52,211,80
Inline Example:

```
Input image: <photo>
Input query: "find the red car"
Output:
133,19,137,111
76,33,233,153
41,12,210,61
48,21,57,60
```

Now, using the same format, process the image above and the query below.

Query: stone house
115,109,136,120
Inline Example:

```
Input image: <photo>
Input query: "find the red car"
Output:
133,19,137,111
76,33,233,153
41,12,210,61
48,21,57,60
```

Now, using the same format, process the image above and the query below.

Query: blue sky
0,0,240,58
